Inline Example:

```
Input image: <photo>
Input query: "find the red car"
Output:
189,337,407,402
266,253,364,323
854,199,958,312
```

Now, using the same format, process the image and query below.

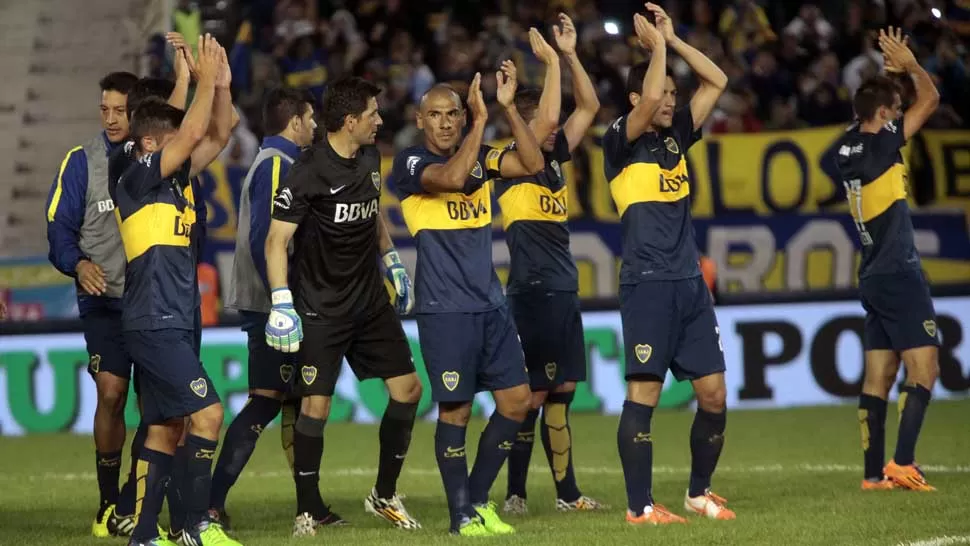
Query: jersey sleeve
872,118,906,156
45,147,89,277
552,130,571,164
602,115,631,172
272,154,312,224
391,148,441,198
482,145,507,178
672,107,703,152
251,157,289,287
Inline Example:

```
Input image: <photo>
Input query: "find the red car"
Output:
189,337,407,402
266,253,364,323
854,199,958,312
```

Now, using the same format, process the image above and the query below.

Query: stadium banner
1,296,967,436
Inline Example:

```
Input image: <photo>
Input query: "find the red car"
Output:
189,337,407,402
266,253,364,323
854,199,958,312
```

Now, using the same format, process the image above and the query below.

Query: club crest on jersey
545,362,557,381
923,320,937,338
441,371,460,391
634,344,653,363
371,171,381,191
279,364,293,383
550,160,563,182
190,378,208,398
470,161,484,179
302,365,318,386
664,137,679,154
88,354,101,374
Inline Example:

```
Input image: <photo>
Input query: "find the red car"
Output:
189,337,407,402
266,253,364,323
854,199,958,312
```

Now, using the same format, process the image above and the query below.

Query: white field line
896,537,970,546
1,463,969,482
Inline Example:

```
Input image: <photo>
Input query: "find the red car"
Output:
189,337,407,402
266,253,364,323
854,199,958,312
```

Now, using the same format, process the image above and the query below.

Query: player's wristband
382,249,403,269
271,288,293,306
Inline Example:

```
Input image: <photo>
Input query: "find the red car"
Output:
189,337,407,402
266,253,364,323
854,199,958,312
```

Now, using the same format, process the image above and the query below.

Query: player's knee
496,384,531,421
695,384,727,413
190,403,225,437
626,376,663,406
530,390,549,410
97,387,127,416
301,395,331,420
438,402,472,426
389,374,422,405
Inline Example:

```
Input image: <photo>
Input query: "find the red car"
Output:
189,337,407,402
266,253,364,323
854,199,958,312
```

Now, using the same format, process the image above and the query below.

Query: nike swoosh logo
330,185,347,194
394,454,406,459
297,471,317,476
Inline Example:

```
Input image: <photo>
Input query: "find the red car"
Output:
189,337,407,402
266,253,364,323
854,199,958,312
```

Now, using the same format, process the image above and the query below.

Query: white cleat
364,488,421,529
556,495,609,511
292,512,317,537
684,489,735,520
503,495,528,515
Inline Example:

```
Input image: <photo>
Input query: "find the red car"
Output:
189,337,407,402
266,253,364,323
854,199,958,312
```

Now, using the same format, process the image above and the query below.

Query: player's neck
423,139,455,157
859,118,885,134
327,131,360,159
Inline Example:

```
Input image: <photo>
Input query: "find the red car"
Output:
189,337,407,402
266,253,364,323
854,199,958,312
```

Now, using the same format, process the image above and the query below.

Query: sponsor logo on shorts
923,320,937,338
88,354,101,374
634,344,653,363
441,371,460,391
664,136,680,154
301,365,318,386
545,362,557,381
189,378,208,398
279,364,293,383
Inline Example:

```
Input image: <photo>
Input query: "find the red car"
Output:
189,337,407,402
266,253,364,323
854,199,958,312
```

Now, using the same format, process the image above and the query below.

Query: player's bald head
419,84,462,113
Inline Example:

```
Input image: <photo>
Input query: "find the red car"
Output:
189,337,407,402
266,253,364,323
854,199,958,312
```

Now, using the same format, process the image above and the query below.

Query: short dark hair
513,88,542,124
127,78,177,119
625,62,676,96
853,75,902,122
263,87,315,135
99,72,138,95
129,99,184,151
321,77,382,132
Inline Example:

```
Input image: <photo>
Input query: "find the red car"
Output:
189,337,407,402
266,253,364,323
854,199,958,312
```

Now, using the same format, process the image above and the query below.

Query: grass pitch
1,401,968,546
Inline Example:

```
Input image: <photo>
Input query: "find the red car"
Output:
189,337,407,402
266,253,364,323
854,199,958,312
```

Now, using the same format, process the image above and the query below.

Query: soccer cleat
861,478,896,491
207,508,232,532
92,503,116,538
884,460,936,491
364,488,421,529
684,489,735,520
473,501,515,535
292,508,350,537
128,537,179,546
556,495,609,512
503,495,528,515
177,520,239,546
453,515,491,537
626,504,688,525
108,510,136,537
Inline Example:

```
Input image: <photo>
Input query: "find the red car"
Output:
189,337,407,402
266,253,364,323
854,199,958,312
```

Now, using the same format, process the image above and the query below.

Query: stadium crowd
147,0,970,170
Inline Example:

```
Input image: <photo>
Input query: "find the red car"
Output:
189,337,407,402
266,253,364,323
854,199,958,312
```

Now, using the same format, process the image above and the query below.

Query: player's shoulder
605,115,626,137
359,144,382,164
395,145,432,172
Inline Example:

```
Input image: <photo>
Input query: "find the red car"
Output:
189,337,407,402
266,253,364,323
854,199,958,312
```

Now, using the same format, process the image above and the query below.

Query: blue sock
182,434,219,529
210,395,281,509
617,400,654,515
894,385,932,466
166,444,187,533
131,448,173,541
506,409,539,499
468,411,523,506
434,421,473,531
688,408,726,497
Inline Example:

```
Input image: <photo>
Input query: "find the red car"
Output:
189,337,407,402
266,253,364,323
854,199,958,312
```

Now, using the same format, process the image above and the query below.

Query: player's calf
176,402,224,541
92,374,129,536
894,346,938,473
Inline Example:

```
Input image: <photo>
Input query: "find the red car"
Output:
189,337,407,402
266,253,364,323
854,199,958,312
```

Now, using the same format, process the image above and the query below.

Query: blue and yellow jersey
603,107,702,284
390,144,507,314
494,131,578,294
111,149,199,331
830,118,920,278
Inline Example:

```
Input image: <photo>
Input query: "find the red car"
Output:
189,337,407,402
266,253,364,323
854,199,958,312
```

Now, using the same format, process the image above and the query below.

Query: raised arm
625,13,667,142
494,61,545,177
556,13,600,151
420,74,489,193
879,27,939,140
529,28,561,144
190,45,236,177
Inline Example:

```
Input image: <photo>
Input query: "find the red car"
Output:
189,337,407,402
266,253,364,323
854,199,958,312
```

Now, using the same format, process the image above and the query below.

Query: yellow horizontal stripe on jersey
120,202,196,261
498,182,568,230
47,146,83,222
400,182,492,236
609,158,691,217
852,162,907,222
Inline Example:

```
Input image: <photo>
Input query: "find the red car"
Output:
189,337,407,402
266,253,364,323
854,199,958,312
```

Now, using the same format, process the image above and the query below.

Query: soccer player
495,17,604,514
829,27,940,492
264,76,422,536
44,69,139,537
212,87,318,525
111,34,239,546
602,5,731,524
389,63,545,536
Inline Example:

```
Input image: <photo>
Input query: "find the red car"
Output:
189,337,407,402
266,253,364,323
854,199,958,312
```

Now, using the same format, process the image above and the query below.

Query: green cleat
92,504,116,538
473,502,515,535
129,537,178,546
197,521,241,545
454,515,491,537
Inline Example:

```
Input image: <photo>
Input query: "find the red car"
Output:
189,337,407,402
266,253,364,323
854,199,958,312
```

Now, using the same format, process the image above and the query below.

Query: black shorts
295,303,414,397
860,270,941,352
126,328,221,425
508,290,587,390
83,307,132,380
241,311,295,392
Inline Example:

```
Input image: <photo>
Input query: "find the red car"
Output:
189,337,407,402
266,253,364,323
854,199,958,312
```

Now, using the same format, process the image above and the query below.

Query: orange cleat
861,478,896,491
684,490,735,520
626,504,688,525
884,460,936,491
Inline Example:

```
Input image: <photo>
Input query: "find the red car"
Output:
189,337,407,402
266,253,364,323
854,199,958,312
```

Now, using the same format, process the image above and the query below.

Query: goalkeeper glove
266,288,303,353
383,249,414,315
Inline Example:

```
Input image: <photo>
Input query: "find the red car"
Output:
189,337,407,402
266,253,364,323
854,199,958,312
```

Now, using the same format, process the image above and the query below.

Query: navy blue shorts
859,270,941,352
126,328,221,425
416,305,528,403
619,276,725,382
508,290,587,390
83,308,132,380
241,311,295,392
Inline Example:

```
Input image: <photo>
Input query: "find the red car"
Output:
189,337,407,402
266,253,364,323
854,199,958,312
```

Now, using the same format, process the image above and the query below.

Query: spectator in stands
718,0,776,58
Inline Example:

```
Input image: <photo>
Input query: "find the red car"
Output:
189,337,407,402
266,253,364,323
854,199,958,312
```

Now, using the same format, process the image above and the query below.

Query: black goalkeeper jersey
271,137,386,320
